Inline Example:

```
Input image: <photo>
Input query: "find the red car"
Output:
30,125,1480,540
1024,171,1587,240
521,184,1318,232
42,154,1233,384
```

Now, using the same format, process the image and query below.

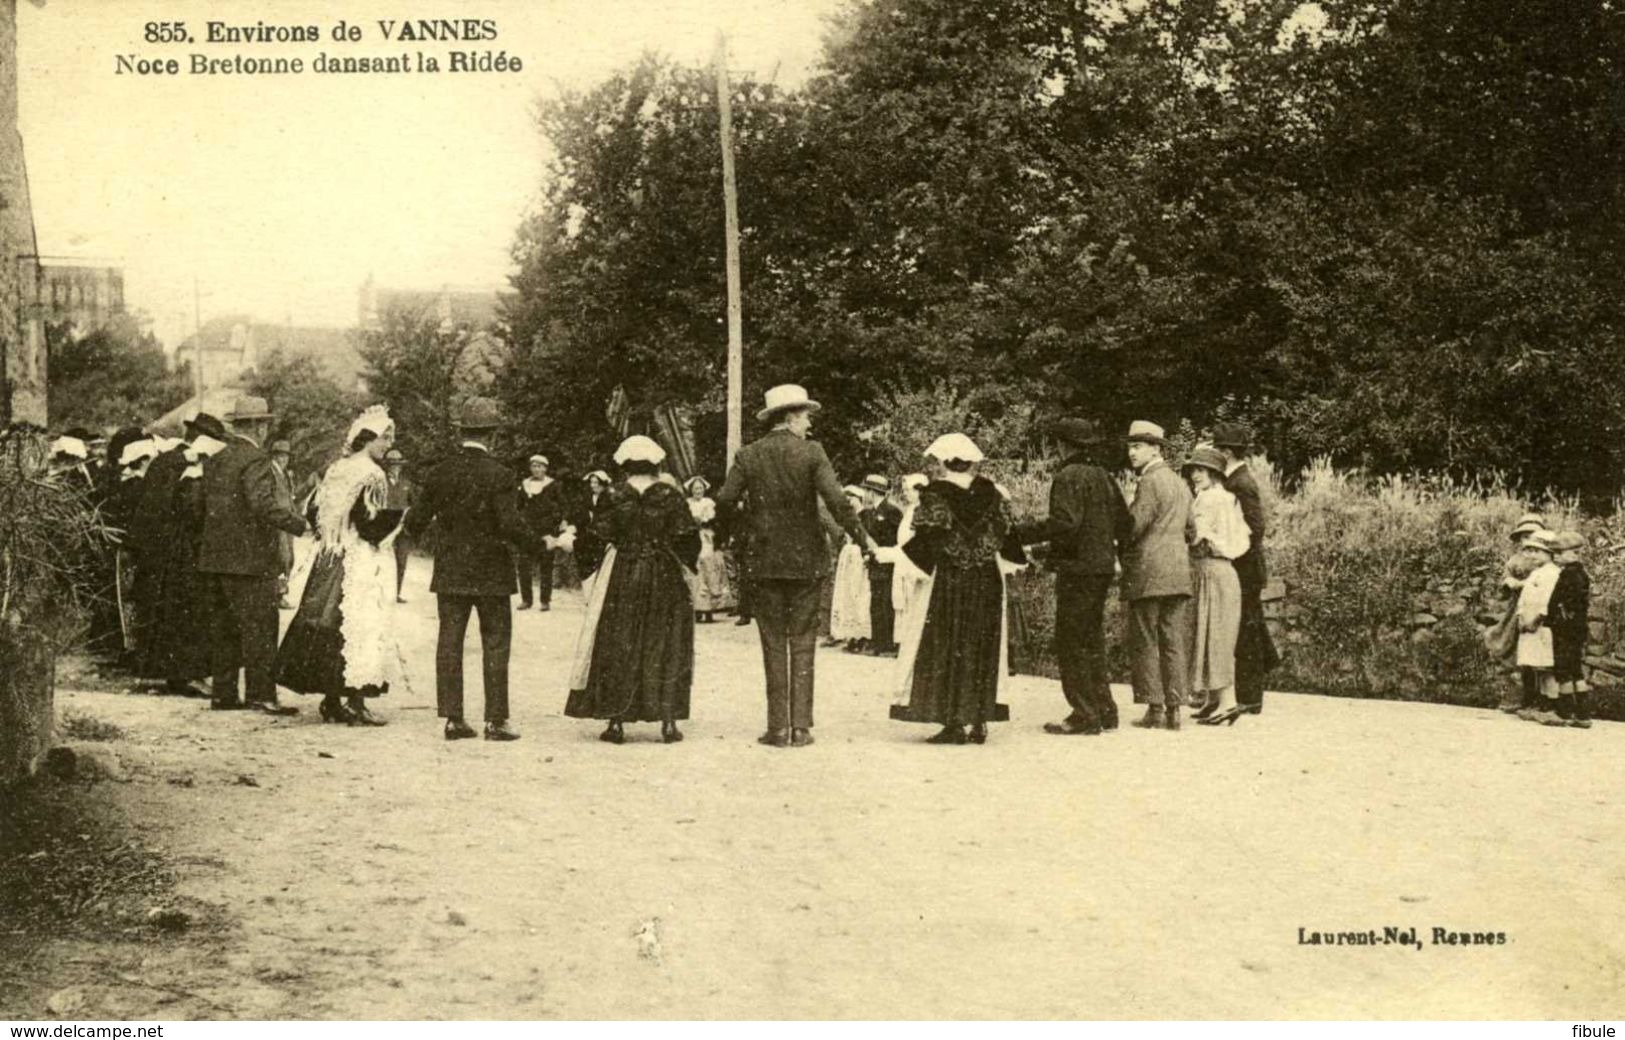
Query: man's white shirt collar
462,440,490,453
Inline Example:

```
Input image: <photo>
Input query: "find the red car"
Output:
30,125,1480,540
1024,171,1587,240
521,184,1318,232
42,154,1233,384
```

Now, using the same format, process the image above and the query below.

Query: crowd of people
81,378,1612,749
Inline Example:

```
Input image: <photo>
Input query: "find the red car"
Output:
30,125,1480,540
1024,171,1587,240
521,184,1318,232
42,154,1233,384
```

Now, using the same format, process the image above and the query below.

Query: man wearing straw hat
715,384,869,747
197,395,309,716
1121,420,1195,730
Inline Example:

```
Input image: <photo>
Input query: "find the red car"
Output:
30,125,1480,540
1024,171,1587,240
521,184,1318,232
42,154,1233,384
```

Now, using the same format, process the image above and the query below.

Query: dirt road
4,555,1624,1019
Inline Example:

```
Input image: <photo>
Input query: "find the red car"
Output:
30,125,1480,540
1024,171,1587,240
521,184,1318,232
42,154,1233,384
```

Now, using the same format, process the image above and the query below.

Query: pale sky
17,0,842,347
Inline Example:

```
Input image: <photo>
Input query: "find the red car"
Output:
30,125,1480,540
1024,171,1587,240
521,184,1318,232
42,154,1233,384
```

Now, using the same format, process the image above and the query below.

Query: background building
38,260,124,336
174,316,367,394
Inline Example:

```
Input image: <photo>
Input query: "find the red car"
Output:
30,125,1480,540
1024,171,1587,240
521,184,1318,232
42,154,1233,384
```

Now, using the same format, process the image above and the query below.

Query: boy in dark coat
1547,530,1592,728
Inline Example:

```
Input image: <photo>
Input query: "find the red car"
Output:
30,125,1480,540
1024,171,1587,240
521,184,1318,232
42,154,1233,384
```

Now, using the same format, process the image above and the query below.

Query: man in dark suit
1213,423,1278,717
382,448,419,602
196,396,309,715
714,384,868,747
403,398,555,741
515,453,565,611
1121,420,1195,731
858,474,902,655
1016,419,1132,735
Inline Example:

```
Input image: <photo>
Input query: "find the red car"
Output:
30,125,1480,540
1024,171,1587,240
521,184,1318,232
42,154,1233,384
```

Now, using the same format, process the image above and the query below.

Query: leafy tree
247,348,363,481
46,315,192,432
358,305,491,469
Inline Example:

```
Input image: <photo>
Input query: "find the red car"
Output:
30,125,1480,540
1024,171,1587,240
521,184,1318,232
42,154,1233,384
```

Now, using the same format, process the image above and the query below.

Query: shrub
1,426,111,783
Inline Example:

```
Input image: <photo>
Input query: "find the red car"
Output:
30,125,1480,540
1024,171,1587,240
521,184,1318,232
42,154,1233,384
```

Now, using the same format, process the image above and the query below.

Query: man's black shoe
444,718,477,741
484,720,521,741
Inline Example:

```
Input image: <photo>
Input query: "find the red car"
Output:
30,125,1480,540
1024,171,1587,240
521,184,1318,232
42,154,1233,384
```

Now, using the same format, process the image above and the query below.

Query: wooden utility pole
715,32,743,469
192,275,204,407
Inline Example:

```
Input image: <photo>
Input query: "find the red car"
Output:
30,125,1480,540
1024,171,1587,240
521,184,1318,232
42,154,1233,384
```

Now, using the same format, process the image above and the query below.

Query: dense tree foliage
46,316,192,433
358,305,498,469
247,348,363,481
504,0,1625,503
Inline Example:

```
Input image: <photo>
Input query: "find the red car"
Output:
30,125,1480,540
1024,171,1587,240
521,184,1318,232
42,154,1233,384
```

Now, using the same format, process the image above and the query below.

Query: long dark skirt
890,562,1010,726
137,541,211,682
275,551,387,698
566,550,693,722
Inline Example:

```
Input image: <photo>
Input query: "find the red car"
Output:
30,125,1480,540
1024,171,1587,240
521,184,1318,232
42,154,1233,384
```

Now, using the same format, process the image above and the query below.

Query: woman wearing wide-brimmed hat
566,436,701,744
685,475,734,622
884,433,1025,744
1181,445,1251,725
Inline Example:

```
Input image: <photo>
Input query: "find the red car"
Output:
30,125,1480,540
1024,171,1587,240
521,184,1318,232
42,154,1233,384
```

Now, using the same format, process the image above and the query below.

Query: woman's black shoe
600,721,626,744
662,721,683,743
348,705,386,727
968,723,988,745
926,726,967,745
1191,701,1219,722
1201,707,1244,726
318,696,351,723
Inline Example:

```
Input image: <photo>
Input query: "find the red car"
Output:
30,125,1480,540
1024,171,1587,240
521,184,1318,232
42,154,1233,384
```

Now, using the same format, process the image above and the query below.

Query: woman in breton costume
685,475,734,622
140,418,228,692
565,436,701,744
273,406,406,726
885,434,1026,744
827,484,873,648
1181,445,1252,725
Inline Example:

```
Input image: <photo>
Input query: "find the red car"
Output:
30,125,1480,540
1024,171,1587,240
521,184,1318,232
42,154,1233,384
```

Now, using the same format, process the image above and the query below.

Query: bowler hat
756,384,821,422
1181,445,1228,476
229,395,274,422
188,412,227,442
1050,418,1100,447
1125,420,1168,446
456,397,502,430
1210,422,1252,452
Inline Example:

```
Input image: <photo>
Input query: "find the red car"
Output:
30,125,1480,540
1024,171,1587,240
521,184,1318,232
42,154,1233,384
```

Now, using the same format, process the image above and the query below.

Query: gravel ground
3,554,1623,1020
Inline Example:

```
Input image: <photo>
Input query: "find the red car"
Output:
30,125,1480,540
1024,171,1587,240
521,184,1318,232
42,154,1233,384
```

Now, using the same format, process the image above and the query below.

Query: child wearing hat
1498,513,1550,713
1547,531,1592,728
1514,531,1562,723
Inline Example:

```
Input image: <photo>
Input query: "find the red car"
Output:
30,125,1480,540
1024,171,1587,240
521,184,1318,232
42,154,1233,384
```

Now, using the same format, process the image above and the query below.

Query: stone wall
0,0,53,785
1,0,46,427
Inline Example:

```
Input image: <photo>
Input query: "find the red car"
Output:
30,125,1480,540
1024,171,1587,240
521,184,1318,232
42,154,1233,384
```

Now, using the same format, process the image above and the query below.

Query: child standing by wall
1498,513,1550,713
1515,531,1562,724
1547,530,1592,729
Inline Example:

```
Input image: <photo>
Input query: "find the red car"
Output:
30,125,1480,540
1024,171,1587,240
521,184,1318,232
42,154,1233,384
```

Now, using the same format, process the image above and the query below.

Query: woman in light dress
890,473,932,637
1182,445,1252,726
685,476,734,622
827,485,872,647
